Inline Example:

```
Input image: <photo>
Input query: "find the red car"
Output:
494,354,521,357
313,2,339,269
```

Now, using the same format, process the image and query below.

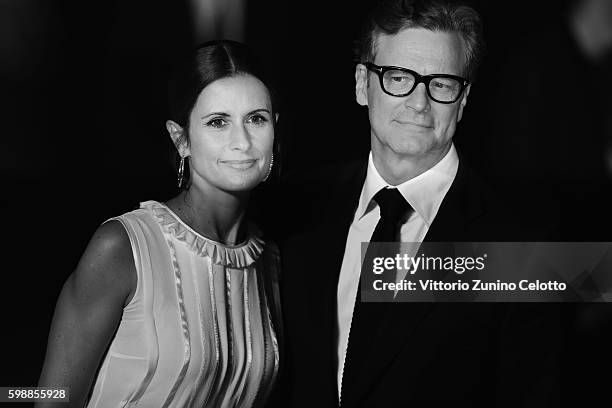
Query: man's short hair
354,0,484,82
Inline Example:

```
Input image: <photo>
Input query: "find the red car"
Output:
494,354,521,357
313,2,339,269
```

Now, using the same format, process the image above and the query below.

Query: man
280,1,561,406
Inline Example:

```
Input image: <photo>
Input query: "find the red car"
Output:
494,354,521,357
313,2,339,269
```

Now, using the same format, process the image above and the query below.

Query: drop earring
263,153,274,182
177,156,185,188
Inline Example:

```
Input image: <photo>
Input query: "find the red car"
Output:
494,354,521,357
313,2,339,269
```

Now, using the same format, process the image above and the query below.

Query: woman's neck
166,187,250,245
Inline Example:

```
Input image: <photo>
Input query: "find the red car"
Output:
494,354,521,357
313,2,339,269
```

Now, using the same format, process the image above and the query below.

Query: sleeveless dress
86,200,281,408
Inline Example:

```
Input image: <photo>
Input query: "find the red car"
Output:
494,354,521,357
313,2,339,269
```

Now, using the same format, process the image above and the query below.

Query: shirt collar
355,144,459,226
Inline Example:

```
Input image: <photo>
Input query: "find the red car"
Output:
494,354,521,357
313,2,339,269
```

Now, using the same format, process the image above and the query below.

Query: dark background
2,0,612,403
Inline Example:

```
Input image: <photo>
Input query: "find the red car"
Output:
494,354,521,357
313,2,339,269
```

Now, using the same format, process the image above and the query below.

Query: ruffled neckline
141,200,265,268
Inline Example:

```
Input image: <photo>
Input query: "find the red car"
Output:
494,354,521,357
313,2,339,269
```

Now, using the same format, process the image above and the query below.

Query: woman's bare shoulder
68,220,136,307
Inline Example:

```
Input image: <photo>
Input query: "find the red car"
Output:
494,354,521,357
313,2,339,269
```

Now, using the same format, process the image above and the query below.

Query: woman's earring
177,156,185,188
263,153,274,182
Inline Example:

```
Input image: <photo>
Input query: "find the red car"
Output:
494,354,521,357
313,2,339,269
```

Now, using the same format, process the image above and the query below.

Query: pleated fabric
87,201,280,408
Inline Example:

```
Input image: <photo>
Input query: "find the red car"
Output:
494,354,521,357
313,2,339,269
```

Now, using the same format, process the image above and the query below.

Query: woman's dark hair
167,40,280,188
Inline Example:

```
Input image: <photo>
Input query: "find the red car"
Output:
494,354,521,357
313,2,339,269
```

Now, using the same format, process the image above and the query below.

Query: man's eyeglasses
363,62,469,104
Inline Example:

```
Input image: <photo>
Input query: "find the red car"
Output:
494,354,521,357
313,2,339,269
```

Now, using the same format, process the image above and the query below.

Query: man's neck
371,144,451,186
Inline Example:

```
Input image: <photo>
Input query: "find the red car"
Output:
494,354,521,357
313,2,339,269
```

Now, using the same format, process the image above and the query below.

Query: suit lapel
310,161,368,403
425,157,479,242
320,160,369,285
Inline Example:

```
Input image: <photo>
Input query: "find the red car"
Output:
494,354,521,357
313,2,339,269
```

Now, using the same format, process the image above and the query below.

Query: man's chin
387,140,432,158
372,132,445,160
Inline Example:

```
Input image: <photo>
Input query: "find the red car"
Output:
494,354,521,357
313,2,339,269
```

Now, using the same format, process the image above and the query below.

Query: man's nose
229,123,252,151
404,82,430,113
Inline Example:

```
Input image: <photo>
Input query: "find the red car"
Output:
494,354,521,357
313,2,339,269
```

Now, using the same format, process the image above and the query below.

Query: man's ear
355,63,369,106
275,112,280,124
166,120,190,157
456,84,471,123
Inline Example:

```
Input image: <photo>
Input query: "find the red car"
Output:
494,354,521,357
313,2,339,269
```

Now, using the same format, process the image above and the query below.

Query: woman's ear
166,120,190,157
274,113,280,124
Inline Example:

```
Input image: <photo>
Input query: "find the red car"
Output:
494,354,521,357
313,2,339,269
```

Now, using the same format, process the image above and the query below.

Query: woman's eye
248,114,268,125
207,118,228,128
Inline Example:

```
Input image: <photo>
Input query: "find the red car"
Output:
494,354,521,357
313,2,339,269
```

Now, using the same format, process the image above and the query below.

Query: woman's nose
229,123,252,151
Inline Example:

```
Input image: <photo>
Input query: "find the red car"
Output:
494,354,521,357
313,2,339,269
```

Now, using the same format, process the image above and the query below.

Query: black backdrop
2,0,611,402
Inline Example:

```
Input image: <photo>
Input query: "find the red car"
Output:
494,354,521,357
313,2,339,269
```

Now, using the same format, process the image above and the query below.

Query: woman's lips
219,159,257,170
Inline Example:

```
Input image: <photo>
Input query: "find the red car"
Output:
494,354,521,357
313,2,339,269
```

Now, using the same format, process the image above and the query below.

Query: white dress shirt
336,145,459,397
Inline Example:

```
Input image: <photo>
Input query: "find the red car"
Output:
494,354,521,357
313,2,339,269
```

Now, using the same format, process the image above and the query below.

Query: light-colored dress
86,201,280,408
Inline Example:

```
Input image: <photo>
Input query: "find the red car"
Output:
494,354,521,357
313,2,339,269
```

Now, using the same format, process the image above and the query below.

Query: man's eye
248,114,268,125
207,118,228,128
390,75,410,82
431,80,454,90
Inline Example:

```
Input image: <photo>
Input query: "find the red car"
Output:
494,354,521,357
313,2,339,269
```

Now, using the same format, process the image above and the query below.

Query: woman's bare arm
37,220,136,408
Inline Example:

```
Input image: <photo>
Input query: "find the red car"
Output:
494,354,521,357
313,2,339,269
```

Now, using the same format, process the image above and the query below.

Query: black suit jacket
278,157,562,408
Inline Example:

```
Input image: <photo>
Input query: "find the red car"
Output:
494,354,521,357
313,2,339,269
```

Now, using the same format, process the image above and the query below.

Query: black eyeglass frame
363,62,470,104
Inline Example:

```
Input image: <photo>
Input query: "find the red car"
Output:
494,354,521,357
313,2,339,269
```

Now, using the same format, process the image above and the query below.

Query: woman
38,40,281,408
